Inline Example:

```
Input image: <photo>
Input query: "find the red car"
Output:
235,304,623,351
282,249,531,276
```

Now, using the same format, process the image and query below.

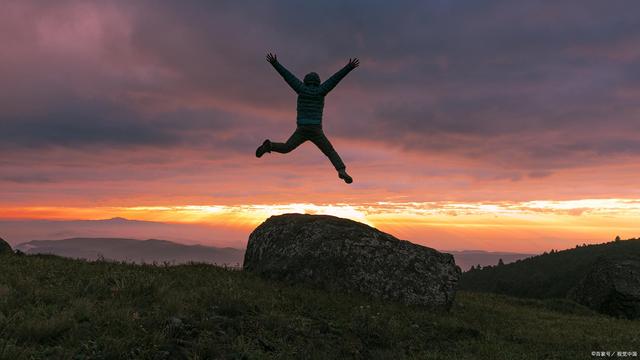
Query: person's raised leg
256,128,307,158
268,127,307,154
308,127,352,184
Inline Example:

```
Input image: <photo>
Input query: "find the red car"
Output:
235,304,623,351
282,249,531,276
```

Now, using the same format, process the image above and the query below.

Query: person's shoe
255,139,271,158
338,169,353,184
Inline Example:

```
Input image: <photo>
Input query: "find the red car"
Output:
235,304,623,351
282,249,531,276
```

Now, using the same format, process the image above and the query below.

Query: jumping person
256,52,359,184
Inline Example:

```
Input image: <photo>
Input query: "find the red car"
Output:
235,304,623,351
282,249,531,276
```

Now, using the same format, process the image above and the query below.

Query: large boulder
0,237,12,254
568,256,640,319
243,214,461,309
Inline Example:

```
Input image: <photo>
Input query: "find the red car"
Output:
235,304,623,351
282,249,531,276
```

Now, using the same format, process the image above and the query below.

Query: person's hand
348,58,360,68
266,52,278,64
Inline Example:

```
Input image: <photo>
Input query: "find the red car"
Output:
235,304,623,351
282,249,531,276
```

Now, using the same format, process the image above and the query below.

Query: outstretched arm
319,58,359,95
266,52,303,93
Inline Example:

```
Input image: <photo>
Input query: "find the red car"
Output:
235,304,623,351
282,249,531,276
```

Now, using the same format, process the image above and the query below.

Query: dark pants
270,125,346,170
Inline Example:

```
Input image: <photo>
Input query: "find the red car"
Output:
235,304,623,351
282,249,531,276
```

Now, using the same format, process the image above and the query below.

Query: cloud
1,0,640,205
0,97,245,150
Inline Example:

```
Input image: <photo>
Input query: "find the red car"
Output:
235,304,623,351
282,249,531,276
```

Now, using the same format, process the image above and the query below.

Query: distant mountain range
445,250,535,271
0,217,247,248
0,218,540,271
16,237,245,266
9,234,536,272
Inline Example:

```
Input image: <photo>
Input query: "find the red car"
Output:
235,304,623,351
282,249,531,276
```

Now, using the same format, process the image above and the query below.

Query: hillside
459,238,640,299
1,253,638,359
16,237,244,266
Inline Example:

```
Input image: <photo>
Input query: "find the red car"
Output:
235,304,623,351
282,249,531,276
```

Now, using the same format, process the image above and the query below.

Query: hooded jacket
271,60,355,125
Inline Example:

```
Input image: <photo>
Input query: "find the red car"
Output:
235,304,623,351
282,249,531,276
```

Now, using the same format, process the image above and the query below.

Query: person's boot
338,168,353,184
255,139,271,158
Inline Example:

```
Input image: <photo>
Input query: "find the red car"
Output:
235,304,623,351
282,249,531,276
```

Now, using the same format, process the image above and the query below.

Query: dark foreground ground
0,254,638,359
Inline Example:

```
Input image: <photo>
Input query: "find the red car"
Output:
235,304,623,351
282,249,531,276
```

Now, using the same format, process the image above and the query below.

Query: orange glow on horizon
2,199,639,252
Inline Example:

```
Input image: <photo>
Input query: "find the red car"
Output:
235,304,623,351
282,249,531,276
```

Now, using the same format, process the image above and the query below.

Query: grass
0,253,638,359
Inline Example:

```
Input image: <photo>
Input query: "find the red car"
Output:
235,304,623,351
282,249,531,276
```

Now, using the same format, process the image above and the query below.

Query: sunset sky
1,1,640,252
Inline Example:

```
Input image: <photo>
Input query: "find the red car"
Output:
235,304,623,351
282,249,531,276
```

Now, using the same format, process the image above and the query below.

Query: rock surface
0,237,12,254
569,256,640,319
243,214,461,309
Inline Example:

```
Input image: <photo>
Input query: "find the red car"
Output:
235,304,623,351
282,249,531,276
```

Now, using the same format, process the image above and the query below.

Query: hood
303,72,321,86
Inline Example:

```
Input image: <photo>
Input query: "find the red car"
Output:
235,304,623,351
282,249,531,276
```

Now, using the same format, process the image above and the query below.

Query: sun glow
3,199,640,224
2,199,640,252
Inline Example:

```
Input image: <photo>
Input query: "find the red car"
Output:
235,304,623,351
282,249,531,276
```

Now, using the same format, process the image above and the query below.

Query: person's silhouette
256,52,359,184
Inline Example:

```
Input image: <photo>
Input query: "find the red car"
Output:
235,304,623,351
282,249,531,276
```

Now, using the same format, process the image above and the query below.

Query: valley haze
16,237,244,267
14,236,532,271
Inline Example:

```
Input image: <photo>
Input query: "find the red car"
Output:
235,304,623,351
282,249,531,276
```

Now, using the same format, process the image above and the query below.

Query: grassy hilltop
0,253,638,359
